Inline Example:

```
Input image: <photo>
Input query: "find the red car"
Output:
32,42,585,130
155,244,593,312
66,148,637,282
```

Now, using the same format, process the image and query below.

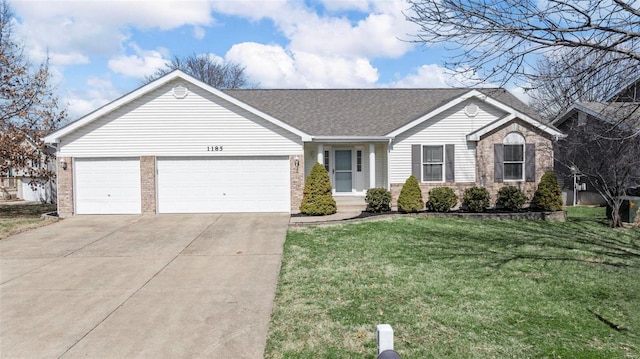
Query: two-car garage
73,157,291,214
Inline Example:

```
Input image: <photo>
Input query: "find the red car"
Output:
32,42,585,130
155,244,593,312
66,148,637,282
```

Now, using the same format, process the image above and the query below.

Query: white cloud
193,26,206,40
107,43,169,78
389,64,483,88
211,0,417,59
64,76,122,119
226,42,378,88
13,0,214,61
318,0,370,12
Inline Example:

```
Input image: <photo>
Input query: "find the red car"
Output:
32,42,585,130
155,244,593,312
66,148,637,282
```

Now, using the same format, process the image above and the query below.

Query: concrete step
334,196,366,212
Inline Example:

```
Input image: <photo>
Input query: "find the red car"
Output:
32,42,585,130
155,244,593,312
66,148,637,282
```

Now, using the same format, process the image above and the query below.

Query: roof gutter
310,136,393,143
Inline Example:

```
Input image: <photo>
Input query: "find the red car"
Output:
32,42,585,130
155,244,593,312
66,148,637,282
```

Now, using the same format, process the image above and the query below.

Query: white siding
389,99,506,183
59,80,302,157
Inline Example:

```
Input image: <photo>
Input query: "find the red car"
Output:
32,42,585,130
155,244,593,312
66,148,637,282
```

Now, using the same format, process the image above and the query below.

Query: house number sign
207,146,224,152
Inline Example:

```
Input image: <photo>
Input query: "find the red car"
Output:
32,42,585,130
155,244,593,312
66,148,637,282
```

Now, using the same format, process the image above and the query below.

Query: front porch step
334,196,366,212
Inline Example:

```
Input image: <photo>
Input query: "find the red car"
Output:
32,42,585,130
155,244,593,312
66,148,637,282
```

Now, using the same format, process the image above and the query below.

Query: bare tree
0,0,66,188
406,0,640,88
555,105,640,227
529,48,640,120
145,54,254,89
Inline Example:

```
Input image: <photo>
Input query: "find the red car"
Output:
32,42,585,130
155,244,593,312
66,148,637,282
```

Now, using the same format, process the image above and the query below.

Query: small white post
377,324,394,354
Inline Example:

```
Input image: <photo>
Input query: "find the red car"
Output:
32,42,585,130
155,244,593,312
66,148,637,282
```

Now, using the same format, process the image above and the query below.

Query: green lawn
0,203,57,239
266,207,639,358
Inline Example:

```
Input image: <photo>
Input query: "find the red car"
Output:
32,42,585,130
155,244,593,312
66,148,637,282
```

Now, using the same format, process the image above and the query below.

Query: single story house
44,70,564,216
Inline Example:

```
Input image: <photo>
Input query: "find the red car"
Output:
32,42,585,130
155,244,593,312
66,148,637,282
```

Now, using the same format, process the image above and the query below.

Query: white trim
421,144,446,183
45,70,311,144
503,143,525,182
369,143,376,189
311,136,391,143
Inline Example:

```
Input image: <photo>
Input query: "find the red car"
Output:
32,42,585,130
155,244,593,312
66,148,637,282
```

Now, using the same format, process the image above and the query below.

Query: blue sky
12,0,528,120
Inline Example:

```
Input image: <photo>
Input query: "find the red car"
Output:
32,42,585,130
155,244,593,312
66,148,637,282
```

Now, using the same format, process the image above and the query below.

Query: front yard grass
0,203,57,239
266,207,639,358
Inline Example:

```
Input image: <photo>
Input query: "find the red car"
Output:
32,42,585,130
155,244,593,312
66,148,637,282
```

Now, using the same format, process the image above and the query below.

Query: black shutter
494,144,504,183
445,144,455,182
525,143,536,182
411,144,421,180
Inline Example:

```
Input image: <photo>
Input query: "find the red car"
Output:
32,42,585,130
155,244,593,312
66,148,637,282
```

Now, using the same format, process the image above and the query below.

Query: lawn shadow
400,217,640,270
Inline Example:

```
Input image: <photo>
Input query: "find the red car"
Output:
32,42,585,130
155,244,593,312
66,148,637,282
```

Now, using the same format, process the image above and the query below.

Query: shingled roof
224,88,538,137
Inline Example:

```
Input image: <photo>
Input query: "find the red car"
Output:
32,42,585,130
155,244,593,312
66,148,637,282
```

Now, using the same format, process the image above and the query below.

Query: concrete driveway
0,213,289,358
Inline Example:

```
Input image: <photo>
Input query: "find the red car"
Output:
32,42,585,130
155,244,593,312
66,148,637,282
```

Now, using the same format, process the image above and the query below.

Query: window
503,132,525,181
356,150,362,172
422,145,443,182
324,150,330,172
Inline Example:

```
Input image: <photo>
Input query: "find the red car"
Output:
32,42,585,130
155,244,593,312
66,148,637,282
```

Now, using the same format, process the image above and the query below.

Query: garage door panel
75,158,141,214
157,157,290,213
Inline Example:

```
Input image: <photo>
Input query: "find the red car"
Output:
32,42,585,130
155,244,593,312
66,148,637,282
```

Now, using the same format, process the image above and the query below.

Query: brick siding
290,154,304,213
140,156,156,213
57,157,74,217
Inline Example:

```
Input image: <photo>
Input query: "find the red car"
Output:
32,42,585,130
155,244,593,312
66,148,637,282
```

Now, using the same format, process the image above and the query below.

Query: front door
334,149,352,193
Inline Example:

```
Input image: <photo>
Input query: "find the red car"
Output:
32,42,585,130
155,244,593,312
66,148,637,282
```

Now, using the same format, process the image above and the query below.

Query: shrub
462,186,490,212
365,188,391,213
496,185,527,211
397,175,424,213
427,187,458,212
299,163,337,215
532,170,563,211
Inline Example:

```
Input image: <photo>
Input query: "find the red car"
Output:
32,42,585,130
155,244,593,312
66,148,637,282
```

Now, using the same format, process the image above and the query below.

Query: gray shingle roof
223,88,538,137
571,102,640,130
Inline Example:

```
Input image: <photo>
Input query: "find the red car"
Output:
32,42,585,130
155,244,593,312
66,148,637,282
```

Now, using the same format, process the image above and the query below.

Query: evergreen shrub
532,171,563,211
299,163,337,215
365,188,392,213
397,175,424,213
496,185,527,211
462,186,491,212
427,187,458,212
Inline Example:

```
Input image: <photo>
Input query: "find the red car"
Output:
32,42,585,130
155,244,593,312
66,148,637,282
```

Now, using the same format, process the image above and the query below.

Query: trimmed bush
497,185,527,211
462,186,491,212
299,163,337,215
397,175,424,213
365,188,391,213
427,187,458,212
532,170,563,211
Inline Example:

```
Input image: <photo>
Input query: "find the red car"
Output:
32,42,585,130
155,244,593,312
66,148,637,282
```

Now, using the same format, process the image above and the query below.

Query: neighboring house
44,70,564,216
553,85,640,205
0,138,56,203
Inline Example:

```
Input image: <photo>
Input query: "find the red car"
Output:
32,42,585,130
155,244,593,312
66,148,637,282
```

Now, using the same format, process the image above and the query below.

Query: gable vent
465,103,479,117
172,83,189,99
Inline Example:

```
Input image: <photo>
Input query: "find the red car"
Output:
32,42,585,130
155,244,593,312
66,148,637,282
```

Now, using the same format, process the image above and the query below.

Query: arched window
503,132,525,181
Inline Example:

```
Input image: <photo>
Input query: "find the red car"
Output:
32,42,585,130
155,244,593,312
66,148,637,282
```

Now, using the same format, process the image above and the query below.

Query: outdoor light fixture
60,159,68,170
294,156,300,172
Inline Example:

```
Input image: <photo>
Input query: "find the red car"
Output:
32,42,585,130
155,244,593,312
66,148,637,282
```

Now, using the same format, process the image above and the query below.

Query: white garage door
75,158,141,214
20,178,53,203
157,156,290,213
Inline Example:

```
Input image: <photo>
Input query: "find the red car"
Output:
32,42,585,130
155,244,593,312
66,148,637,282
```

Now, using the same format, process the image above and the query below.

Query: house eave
310,136,392,143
